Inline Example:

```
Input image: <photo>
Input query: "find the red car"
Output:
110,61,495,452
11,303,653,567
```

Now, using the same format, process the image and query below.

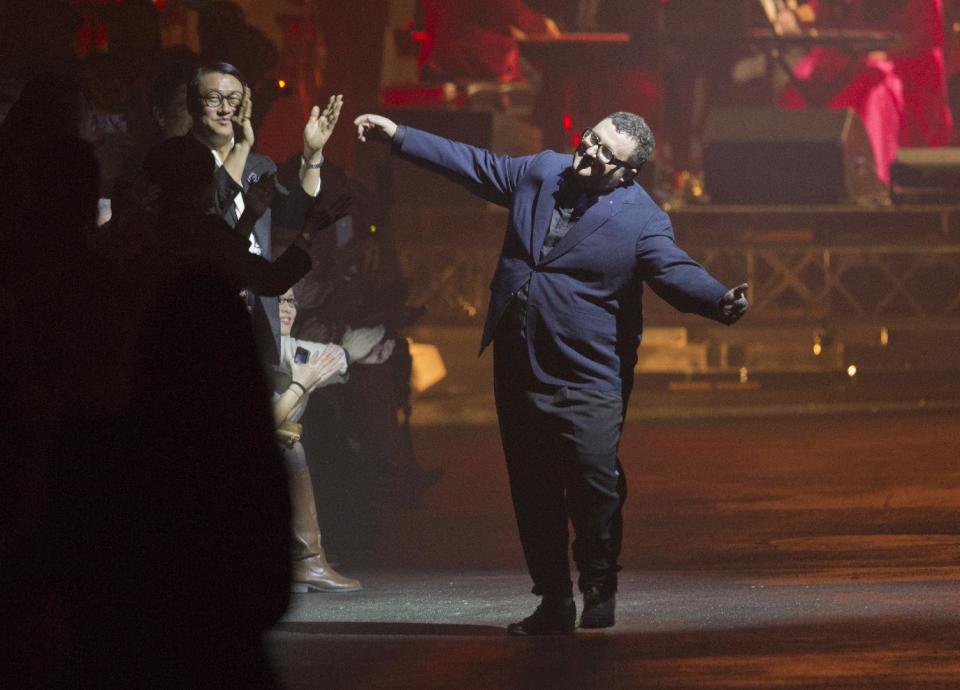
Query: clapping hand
303,94,343,160
232,86,254,149
290,346,344,393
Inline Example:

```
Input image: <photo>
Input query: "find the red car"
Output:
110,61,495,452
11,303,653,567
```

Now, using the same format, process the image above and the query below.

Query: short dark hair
142,135,215,211
1,72,87,143
607,112,654,169
187,62,247,116
149,60,196,113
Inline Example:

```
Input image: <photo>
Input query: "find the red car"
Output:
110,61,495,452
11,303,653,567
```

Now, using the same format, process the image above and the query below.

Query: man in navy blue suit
355,111,749,634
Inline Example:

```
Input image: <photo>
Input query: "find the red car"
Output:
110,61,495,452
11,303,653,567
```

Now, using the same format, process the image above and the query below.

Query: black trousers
493,333,628,598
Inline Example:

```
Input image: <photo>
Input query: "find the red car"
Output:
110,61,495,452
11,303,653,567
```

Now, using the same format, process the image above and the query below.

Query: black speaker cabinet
890,147,960,204
703,107,884,204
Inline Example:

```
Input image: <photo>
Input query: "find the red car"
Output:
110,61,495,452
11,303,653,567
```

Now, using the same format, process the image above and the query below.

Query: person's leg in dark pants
550,387,624,590
551,387,625,628
496,384,574,599
494,338,576,635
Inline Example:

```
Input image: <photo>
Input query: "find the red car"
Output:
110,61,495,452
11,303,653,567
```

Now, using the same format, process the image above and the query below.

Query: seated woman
273,286,383,592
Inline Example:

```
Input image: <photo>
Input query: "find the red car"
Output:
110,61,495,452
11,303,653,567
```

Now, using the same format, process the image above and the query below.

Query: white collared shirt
210,147,323,256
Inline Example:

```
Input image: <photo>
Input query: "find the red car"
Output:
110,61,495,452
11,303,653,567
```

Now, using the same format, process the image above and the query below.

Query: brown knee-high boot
288,465,362,592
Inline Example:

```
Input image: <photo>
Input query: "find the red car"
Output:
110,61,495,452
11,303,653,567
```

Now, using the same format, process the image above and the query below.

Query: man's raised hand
354,114,398,143
303,94,343,160
232,86,254,149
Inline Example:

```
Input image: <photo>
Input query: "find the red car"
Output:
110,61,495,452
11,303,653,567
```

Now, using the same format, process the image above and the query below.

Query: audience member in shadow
0,132,125,685
290,168,434,560
272,285,380,592
91,55,195,250
0,75,112,467
105,132,302,687
146,57,197,142
1,102,318,686
118,268,290,687
135,134,319,294
0,72,96,169
0,71,120,684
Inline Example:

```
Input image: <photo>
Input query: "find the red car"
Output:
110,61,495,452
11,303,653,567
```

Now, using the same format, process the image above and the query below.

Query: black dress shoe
506,596,576,636
580,587,615,629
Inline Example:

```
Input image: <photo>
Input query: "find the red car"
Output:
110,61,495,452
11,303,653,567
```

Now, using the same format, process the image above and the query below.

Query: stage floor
266,410,960,688
270,571,960,689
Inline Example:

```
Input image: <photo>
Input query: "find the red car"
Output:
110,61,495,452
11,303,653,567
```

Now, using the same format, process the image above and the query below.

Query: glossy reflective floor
267,407,960,689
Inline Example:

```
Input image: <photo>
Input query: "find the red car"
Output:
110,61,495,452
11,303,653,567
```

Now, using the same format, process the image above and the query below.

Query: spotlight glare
847,364,858,378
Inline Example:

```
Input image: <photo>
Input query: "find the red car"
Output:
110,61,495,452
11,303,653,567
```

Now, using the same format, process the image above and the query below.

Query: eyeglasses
200,90,243,109
577,128,632,169
278,296,298,307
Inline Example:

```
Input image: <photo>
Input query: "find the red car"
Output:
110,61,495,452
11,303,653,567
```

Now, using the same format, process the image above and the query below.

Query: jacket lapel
539,183,638,266
530,171,563,260
241,161,272,255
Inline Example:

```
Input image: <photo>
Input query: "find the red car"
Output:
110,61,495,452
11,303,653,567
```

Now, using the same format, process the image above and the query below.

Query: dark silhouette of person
0,76,292,686
110,132,295,687
0,126,123,685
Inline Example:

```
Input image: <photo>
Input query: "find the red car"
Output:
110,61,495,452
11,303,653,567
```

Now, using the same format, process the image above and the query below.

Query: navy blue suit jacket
395,127,732,393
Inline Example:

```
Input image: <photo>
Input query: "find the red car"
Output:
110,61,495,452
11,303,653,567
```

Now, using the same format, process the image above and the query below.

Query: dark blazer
395,126,732,393
215,152,314,364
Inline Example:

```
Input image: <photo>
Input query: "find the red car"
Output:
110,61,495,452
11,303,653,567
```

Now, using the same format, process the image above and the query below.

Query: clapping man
189,61,343,364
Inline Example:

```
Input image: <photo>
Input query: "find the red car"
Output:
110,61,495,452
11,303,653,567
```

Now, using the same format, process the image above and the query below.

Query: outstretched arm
299,94,343,196
355,113,537,206
637,221,748,325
